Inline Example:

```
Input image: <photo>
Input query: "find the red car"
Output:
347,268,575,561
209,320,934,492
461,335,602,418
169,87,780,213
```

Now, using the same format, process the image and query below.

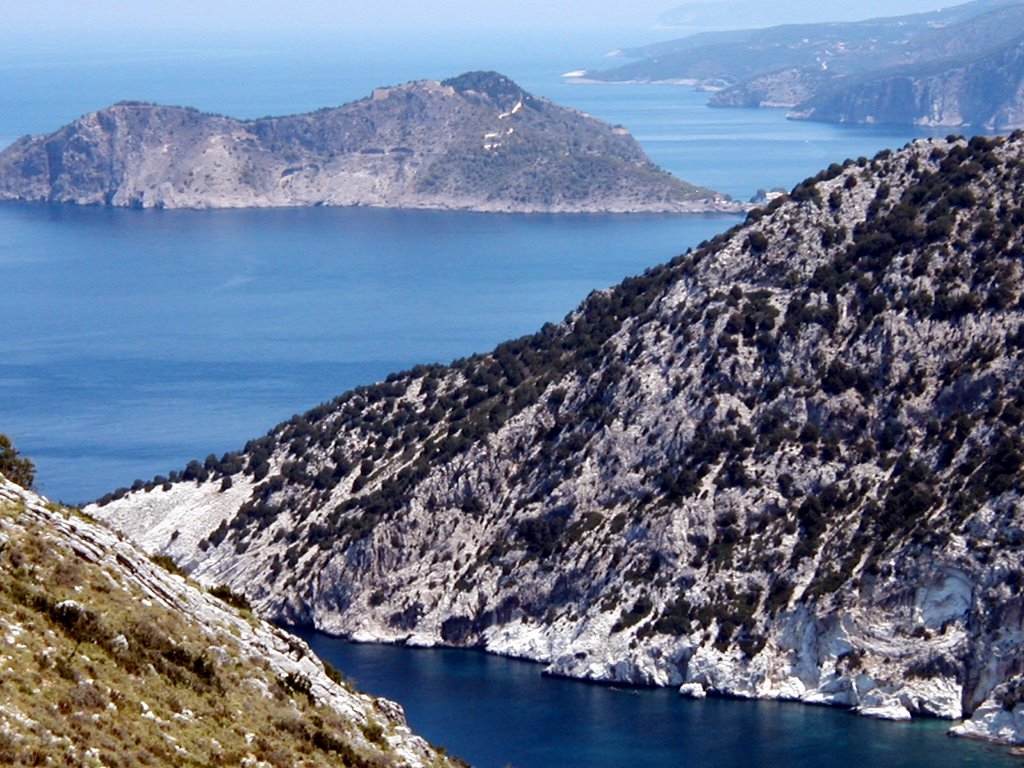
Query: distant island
573,0,1024,130
0,71,739,214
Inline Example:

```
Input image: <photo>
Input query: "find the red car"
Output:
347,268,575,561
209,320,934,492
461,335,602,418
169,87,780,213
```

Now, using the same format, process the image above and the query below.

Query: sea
2,26,996,767
294,630,1018,768
0,29,949,503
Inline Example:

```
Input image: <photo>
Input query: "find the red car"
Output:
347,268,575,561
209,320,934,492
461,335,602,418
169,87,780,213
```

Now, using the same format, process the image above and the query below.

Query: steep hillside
580,1,1024,129
653,0,963,30
0,71,733,214
589,1,1023,84
786,35,1024,129
0,476,459,767
95,134,1024,746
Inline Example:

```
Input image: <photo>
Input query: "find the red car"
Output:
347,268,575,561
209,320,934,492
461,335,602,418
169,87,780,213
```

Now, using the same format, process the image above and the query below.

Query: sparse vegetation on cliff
95,132,1024,744
0,480,460,767
0,434,34,489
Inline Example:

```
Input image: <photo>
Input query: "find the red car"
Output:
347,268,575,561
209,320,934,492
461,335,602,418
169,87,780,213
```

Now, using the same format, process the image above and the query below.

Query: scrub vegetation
0,481,460,768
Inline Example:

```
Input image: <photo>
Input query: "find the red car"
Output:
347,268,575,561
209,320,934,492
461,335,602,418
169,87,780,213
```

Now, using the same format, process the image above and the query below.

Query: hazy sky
2,0,970,34
2,0,670,33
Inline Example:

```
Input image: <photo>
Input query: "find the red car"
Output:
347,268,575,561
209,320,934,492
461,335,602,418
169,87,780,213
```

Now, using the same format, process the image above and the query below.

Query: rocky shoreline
94,135,1024,752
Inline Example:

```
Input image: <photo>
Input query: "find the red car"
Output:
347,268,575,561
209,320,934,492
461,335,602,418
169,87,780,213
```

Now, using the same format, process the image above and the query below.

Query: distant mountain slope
580,1,1024,129
0,71,734,214
95,134,1024,746
595,0,1024,83
786,34,1024,128
0,475,458,767
654,0,977,31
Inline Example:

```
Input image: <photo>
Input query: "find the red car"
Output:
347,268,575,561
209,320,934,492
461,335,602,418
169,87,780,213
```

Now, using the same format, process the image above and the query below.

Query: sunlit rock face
96,134,1024,745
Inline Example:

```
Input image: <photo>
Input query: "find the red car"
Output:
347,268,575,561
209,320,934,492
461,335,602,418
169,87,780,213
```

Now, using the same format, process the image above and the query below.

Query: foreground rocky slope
0,476,458,767
96,134,1024,745
0,71,731,214
581,0,1024,129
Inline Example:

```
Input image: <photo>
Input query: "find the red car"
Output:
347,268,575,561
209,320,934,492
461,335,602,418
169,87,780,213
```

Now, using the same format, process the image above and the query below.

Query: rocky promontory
583,1,1024,130
94,132,1024,748
0,71,735,214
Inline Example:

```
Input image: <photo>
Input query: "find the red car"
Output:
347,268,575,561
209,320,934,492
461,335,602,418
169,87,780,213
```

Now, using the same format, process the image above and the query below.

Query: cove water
295,630,1018,768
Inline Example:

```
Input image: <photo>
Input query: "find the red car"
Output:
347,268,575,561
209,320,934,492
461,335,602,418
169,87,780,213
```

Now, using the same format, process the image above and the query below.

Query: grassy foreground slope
0,474,460,768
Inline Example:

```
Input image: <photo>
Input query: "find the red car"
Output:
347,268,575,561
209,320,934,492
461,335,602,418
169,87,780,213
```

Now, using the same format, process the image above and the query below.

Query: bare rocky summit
95,134,1024,747
0,71,733,214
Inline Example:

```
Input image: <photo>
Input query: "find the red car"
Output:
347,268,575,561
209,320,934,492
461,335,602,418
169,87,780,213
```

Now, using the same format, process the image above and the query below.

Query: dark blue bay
295,631,1018,768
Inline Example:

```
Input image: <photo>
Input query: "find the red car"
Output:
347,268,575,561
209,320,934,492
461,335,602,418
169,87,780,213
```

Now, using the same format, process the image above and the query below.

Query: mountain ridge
93,132,1024,747
578,1,1024,129
653,0,984,31
0,71,736,214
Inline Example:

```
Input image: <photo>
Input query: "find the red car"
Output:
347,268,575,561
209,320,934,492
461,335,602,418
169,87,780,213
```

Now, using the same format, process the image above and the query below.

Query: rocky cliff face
789,36,1024,130
0,476,458,767
0,71,731,214
708,68,829,110
588,2,1024,130
94,134,1024,746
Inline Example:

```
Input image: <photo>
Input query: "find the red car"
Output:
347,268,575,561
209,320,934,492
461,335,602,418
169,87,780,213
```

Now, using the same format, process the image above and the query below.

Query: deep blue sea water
0,202,735,501
295,631,1019,768
0,30,947,502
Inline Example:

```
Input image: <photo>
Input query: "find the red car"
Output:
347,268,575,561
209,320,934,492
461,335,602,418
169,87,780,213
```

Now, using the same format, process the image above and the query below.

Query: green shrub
281,672,315,703
747,232,769,253
209,584,252,611
359,719,386,747
611,595,653,633
0,434,34,489
150,554,186,578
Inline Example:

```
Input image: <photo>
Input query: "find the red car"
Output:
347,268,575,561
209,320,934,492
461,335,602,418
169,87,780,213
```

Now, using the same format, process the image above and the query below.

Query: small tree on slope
0,434,35,489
